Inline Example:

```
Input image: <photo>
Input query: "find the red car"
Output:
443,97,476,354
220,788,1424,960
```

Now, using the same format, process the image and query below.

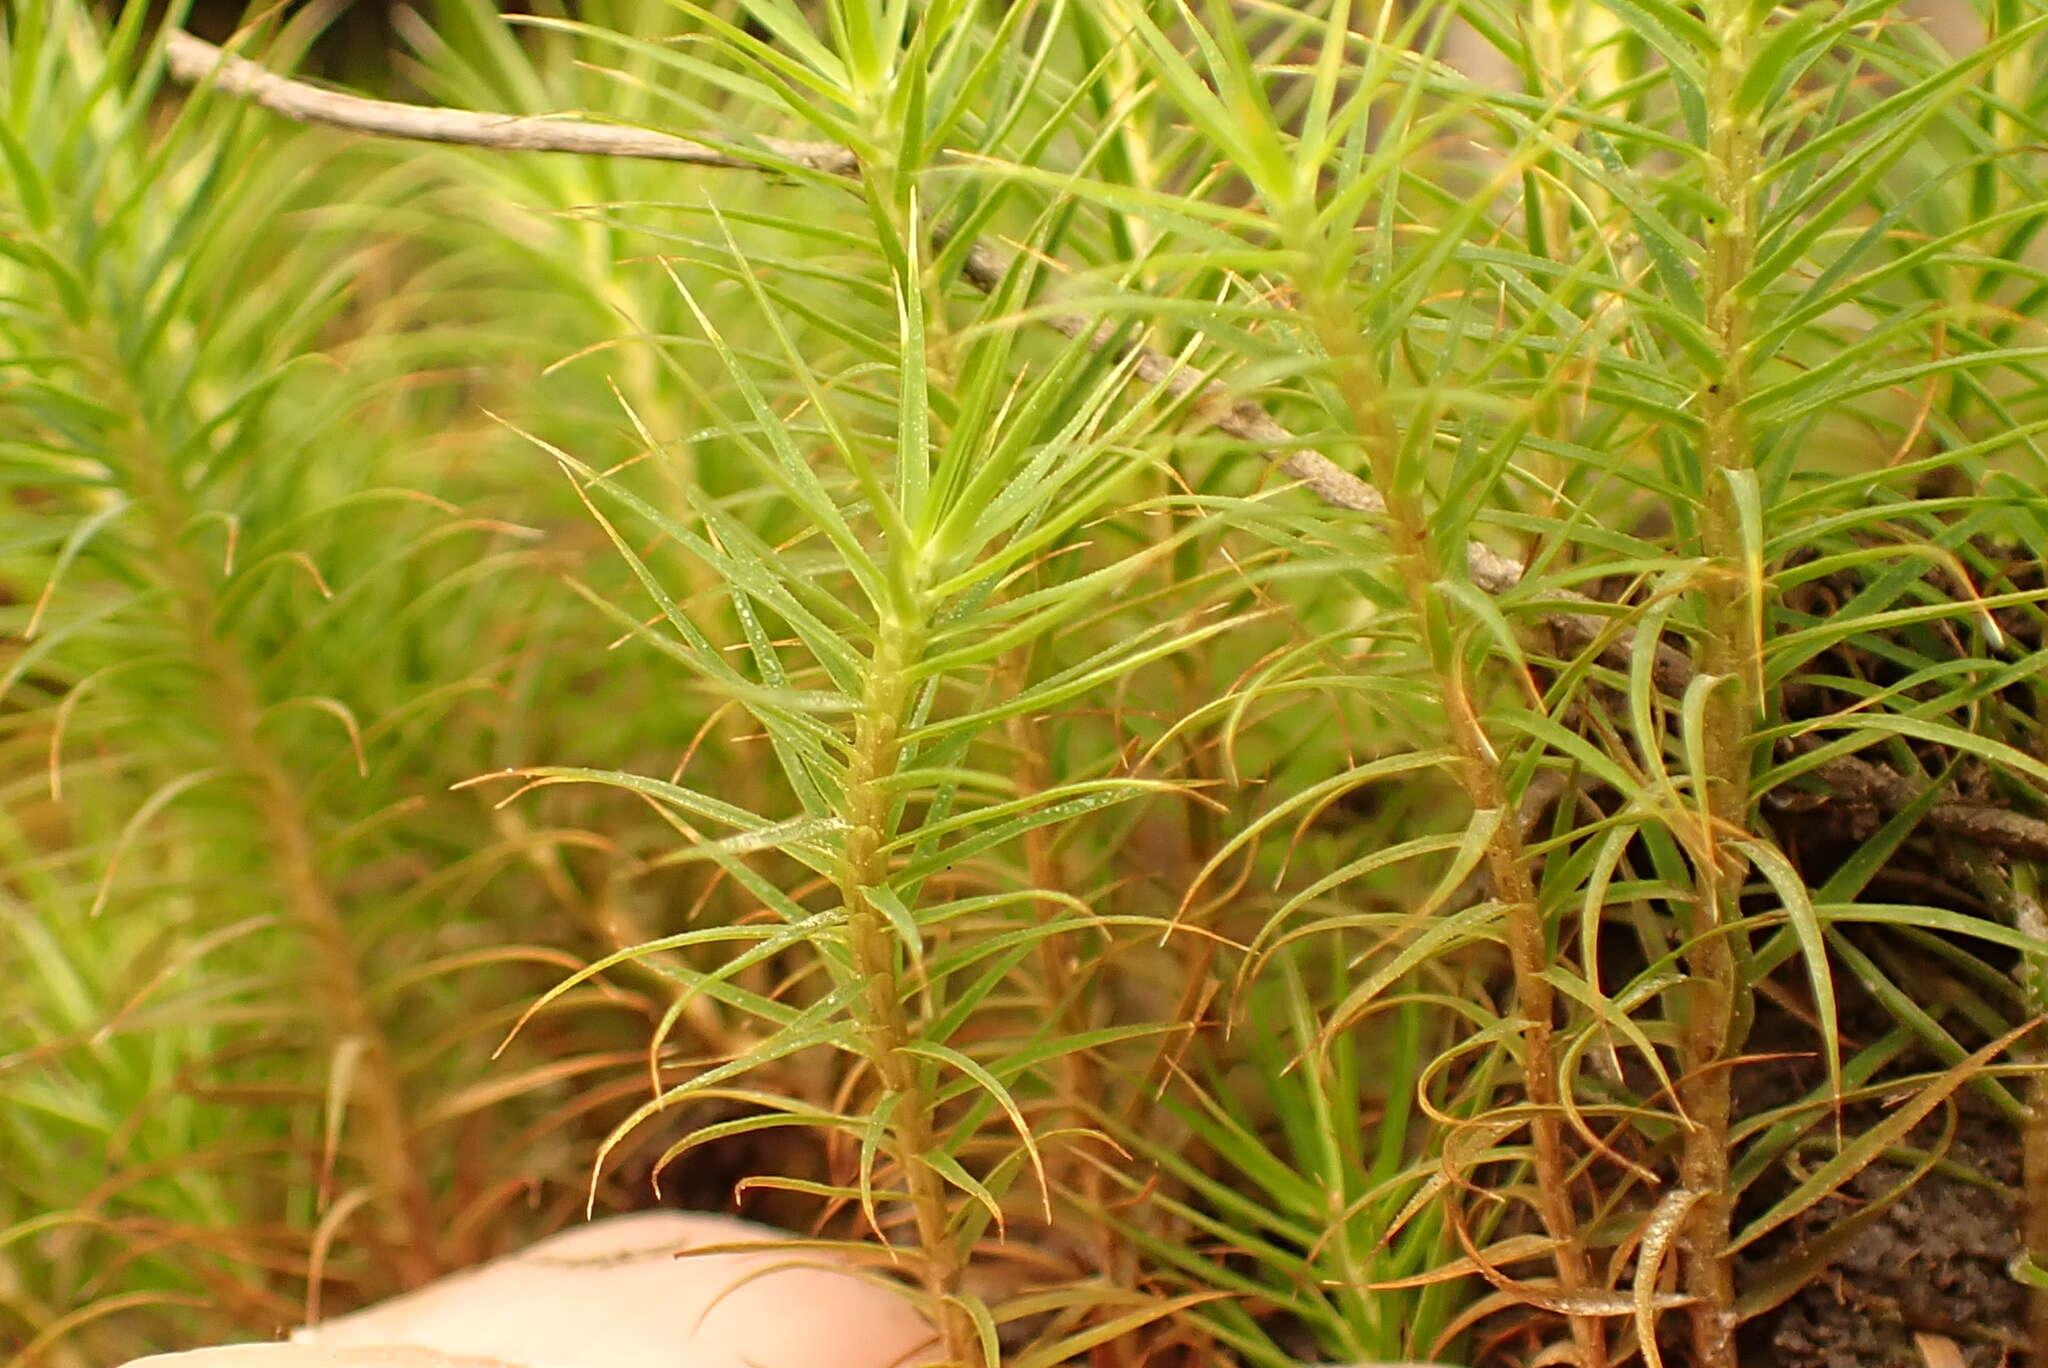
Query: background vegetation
7,3,2048,1366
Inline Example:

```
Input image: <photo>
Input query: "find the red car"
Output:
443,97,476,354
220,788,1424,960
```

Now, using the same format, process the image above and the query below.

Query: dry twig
165,31,859,174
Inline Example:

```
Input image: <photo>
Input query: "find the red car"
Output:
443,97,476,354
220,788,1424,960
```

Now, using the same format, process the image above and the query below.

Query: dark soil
1743,1104,2028,1367
1727,802,2033,1367
1731,508,2042,1366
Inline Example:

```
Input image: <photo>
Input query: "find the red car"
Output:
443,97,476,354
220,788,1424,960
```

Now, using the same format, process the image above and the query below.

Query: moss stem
1300,303,1606,1367
116,414,439,1289
838,616,979,1368
1683,6,1765,1365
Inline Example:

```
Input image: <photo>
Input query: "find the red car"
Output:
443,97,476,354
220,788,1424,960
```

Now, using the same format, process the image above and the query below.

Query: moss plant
13,3,2048,1368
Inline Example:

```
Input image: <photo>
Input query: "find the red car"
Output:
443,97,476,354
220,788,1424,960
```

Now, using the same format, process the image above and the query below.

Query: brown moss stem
115,421,440,1289
1300,308,1606,1367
